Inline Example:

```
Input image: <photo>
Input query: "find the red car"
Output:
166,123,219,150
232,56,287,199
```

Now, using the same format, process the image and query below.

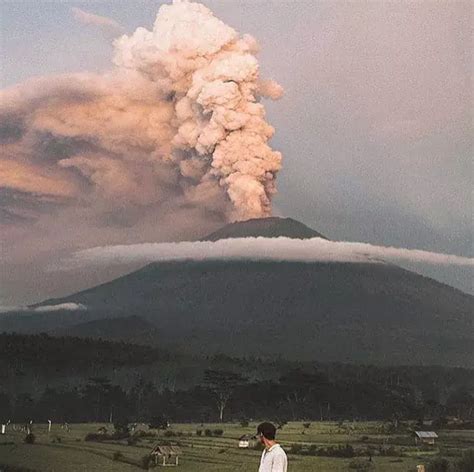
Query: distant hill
51,315,160,345
0,332,166,371
2,217,472,367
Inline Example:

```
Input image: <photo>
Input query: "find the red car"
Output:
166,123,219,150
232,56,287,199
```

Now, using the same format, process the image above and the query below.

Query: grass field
0,422,472,471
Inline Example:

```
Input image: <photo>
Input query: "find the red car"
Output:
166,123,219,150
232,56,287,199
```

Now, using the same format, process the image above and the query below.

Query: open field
0,422,473,471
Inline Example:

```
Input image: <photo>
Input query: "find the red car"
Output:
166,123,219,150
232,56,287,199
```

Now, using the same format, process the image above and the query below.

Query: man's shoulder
272,444,287,457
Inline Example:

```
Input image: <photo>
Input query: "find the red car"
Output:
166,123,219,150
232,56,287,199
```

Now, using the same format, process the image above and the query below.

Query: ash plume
0,0,283,224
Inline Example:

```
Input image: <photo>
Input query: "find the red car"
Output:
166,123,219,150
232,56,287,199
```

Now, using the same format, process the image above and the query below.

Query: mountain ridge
1,217,472,367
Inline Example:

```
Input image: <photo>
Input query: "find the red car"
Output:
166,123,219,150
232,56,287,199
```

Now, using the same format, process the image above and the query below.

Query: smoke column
0,0,283,222
114,1,283,219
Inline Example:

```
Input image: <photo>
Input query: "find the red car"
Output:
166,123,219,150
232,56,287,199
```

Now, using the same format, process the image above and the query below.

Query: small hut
150,445,181,466
238,434,256,448
414,431,438,446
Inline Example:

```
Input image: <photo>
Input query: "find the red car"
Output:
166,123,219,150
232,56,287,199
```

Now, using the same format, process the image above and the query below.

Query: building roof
414,431,438,439
151,445,181,456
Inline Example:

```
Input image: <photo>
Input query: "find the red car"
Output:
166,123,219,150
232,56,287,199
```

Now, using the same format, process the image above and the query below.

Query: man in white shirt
257,422,288,472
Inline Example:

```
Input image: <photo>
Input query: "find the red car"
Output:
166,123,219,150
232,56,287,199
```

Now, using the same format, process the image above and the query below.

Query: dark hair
257,422,277,440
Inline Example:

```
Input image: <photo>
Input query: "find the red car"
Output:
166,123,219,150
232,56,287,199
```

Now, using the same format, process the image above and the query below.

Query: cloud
71,7,124,36
0,302,87,314
34,302,87,312
63,237,474,270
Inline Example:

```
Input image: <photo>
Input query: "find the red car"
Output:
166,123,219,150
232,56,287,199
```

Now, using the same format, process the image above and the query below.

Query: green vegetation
0,332,170,371
0,422,472,471
1,334,472,470
2,334,473,426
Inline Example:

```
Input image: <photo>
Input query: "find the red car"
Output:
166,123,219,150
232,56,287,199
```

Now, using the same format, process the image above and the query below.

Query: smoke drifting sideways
0,0,283,238
63,238,474,270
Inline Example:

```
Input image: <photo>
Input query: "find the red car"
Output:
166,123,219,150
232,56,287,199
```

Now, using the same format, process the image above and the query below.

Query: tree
203,370,245,422
81,377,125,423
446,388,474,420
279,369,328,420
456,449,474,472
0,391,11,422
427,458,449,472
149,414,169,430
14,393,35,423
129,376,156,420
113,417,129,436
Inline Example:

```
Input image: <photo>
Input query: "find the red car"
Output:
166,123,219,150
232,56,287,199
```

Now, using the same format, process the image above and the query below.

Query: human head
256,422,277,445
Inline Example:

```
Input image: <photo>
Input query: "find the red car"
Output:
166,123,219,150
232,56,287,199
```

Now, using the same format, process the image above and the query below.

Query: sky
0,0,472,304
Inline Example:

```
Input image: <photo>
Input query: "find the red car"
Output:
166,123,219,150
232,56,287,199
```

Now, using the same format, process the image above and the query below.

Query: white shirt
259,444,288,472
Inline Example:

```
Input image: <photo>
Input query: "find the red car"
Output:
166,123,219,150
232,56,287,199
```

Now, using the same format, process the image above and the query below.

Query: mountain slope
51,315,160,345
2,217,472,367
6,260,472,367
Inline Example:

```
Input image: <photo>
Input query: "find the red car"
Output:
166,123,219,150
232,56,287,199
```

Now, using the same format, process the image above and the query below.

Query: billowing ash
0,0,283,222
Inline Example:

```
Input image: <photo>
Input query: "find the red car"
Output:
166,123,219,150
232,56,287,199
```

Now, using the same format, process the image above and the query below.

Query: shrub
253,441,264,451
240,419,250,427
24,433,35,445
85,433,103,442
379,446,399,457
112,451,124,461
427,457,449,472
141,454,153,469
432,417,448,429
303,422,311,429
163,430,176,437
307,444,318,456
289,443,303,454
318,444,355,458
456,449,474,472
196,429,202,436
349,459,375,471
127,436,139,446
114,418,130,436
85,431,129,442
134,430,156,439
276,420,288,430
213,429,224,437
149,415,169,430
360,435,369,442
415,418,425,429
0,465,36,472
204,429,212,437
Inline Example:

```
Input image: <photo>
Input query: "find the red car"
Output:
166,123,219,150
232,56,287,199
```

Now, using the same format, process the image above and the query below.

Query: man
256,422,288,472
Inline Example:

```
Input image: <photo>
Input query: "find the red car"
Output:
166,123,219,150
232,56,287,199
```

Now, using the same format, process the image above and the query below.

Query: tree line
1,368,473,425
1,333,472,425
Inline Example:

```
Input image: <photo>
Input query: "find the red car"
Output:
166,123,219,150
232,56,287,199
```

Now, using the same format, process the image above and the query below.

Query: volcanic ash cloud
0,0,283,225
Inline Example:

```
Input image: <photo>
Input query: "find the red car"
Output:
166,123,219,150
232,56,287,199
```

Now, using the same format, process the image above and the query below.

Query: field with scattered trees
1,334,473,471
1,421,473,471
